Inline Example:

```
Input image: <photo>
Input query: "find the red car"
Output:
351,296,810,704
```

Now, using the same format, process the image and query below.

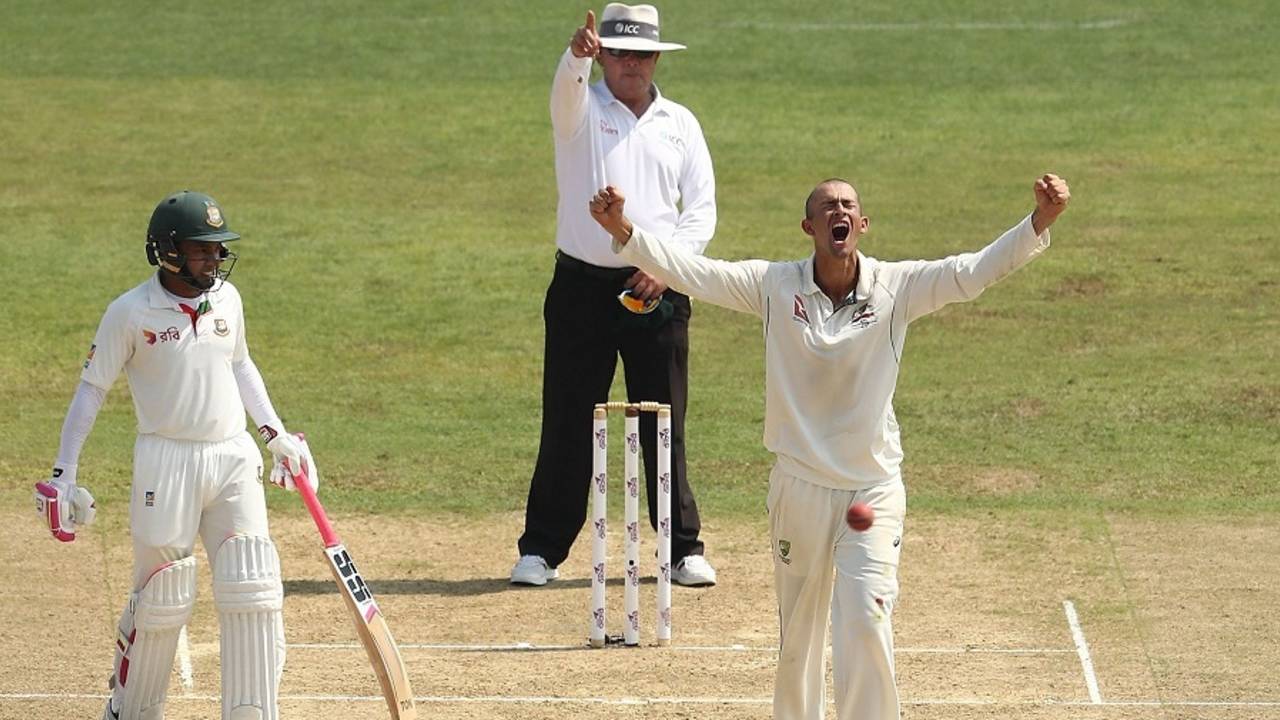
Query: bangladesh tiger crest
205,202,225,228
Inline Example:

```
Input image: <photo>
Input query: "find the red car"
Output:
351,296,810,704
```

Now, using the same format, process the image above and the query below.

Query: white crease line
725,19,1134,31
177,625,194,691
288,641,1070,654
900,647,1072,655
405,696,771,705
1063,600,1102,704
5,693,1280,708
910,700,1280,707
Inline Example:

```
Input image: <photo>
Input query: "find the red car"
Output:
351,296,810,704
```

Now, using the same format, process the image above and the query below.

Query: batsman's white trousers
767,466,906,720
129,432,268,588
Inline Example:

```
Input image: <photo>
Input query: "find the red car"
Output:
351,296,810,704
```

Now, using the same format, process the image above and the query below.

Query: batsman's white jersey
616,215,1050,720
83,274,250,442
82,275,269,580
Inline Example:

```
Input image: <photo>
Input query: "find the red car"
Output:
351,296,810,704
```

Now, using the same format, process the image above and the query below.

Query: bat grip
294,466,341,548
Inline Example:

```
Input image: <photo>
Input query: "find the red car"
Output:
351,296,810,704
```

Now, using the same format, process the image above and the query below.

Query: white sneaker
672,554,717,587
510,555,559,586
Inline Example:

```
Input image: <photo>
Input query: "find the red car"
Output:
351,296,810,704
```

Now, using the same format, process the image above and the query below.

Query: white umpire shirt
552,49,716,268
615,215,1051,490
81,274,250,443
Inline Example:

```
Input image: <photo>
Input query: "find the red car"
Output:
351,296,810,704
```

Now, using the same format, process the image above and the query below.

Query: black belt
555,251,635,281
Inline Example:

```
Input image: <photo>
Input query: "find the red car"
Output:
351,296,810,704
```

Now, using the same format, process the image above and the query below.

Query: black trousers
518,253,705,568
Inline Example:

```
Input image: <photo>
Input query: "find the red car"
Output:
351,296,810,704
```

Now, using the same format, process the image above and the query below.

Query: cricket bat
293,458,418,719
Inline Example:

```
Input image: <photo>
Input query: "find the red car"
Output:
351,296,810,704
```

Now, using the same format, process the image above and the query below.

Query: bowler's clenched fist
1032,173,1071,234
589,185,624,216
589,185,633,243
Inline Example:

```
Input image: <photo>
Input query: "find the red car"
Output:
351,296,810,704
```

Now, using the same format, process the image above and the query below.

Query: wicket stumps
590,401,673,648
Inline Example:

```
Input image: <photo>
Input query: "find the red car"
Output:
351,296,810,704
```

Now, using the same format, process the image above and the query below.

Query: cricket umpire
512,3,719,587
35,191,317,720
588,174,1071,720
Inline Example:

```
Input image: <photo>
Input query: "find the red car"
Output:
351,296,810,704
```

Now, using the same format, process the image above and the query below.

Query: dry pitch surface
9,508,1280,720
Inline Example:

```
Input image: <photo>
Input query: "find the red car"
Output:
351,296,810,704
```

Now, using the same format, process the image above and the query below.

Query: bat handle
294,465,341,548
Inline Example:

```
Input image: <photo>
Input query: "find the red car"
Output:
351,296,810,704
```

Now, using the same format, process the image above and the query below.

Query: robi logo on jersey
143,327,181,345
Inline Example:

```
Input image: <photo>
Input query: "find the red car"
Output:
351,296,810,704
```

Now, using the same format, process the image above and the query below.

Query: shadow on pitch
284,575,659,598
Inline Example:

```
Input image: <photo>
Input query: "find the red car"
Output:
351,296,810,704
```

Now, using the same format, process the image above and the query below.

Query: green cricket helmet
145,190,239,291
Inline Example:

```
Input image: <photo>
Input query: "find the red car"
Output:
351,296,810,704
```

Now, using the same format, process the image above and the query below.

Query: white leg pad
212,535,285,720
106,556,198,720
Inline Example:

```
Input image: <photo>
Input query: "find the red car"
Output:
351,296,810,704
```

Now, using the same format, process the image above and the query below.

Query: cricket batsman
34,190,317,720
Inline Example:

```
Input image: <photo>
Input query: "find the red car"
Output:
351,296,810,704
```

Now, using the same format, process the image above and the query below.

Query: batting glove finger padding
71,486,96,526
268,432,319,492
34,466,96,542
266,430,303,469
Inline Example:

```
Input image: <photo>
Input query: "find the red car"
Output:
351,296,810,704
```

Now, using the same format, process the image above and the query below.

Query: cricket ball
846,501,874,532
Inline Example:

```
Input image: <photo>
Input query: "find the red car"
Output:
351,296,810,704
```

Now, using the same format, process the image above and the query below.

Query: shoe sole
510,569,559,586
672,578,716,588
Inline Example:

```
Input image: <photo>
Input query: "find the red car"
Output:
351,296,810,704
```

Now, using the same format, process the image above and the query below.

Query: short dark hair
805,178,858,219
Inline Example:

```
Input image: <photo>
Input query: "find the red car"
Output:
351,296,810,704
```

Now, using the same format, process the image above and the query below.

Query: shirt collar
648,84,670,114
147,273,224,310
800,253,876,306
595,80,670,117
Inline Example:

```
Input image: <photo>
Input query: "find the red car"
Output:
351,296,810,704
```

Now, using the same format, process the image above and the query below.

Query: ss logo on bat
332,548,371,604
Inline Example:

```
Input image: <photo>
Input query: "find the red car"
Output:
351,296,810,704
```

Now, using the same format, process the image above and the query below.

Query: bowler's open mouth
832,224,850,242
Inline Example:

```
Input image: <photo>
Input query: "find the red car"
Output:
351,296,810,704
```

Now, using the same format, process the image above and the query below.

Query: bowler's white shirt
82,275,250,442
617,215,1050,490
552,49,716,267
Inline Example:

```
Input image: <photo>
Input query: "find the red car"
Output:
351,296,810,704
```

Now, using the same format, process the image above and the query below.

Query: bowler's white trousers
767,466,906,720
129,432,267,588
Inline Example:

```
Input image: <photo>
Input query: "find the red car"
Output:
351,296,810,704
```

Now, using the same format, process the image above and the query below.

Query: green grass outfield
1,1,1275,526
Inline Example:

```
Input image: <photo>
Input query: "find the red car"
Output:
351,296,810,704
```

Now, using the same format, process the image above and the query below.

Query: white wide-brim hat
597,3,686,52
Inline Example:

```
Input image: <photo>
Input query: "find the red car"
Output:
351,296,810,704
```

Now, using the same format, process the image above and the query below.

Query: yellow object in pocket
617,289,661,314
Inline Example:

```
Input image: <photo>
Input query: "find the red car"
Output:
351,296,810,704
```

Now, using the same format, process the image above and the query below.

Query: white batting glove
34,465,97,543
265,431,319,492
